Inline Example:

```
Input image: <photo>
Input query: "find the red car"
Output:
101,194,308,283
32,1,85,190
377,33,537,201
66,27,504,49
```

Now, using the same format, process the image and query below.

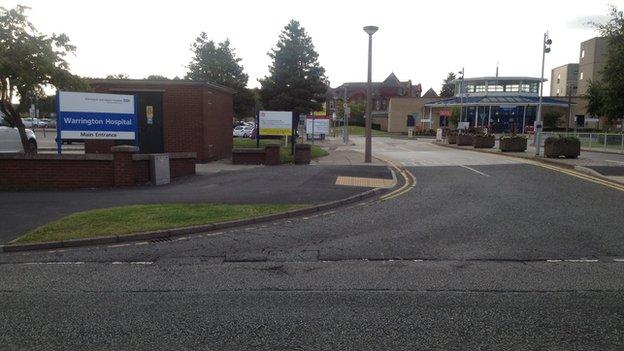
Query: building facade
550,63,578,97
577,37,608,95
327,73,422,121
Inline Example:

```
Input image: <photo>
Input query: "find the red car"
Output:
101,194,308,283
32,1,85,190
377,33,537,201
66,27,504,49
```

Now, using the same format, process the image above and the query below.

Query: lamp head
363,26,379,36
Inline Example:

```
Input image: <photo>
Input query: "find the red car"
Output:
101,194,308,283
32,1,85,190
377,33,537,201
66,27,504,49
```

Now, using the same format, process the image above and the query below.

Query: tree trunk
0,100,32,154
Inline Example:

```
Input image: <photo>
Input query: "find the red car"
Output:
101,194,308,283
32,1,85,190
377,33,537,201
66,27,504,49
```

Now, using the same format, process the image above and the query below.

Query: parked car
233,125,255,138
0,113,38,153
22,117,46,128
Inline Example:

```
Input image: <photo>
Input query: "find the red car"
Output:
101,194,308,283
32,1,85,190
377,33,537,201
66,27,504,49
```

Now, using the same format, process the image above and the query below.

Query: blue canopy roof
424,95,570,107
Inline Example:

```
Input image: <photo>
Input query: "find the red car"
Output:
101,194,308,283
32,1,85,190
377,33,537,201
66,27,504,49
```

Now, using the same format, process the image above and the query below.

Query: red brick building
85,79,234,162
327,73,422,115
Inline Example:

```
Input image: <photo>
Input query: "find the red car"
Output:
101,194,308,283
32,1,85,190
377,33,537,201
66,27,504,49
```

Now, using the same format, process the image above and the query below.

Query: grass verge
11,203,306,244
233,138,329,163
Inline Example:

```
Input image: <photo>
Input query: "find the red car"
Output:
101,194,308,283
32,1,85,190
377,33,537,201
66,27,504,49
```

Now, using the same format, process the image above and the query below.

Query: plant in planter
456,132,474,146
544,135,581,158
473,133,495,148
499,134,527,152
447,131,458,144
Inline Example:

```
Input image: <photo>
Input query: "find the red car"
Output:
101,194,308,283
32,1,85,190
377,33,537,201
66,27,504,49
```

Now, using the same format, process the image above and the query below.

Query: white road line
459,165,490,177
130,261,153,265
614,259,624,262
565,259,599,263
23,261,84,265
605,160,624,165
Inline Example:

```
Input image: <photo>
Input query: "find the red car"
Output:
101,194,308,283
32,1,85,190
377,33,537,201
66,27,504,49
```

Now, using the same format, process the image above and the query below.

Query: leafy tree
259,20,328,116
440,72,456,98
145,75,169,80
186,33,255,117
106,73,129,79
335,99,365,119
588,6,624,125
586,80,606,117
0,5,85,153
450,106,461,127
543,111,562,130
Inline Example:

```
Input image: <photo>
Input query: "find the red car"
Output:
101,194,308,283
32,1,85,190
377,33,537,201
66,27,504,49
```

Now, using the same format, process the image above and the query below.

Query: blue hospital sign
57,91,137,140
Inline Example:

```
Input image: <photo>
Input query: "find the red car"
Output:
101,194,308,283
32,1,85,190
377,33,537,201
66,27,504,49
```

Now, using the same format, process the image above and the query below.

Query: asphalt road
2,139,624,350
0,164,392,243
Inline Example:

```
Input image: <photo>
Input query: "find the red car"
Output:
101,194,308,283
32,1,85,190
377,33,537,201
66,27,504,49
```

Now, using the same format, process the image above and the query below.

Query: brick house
327,73,422,130
85,79,234,162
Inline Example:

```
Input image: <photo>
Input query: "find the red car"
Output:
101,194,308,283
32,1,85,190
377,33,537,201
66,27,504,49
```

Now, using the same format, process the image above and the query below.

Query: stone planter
456,134,474,146
294,144,312,165
447,134,458,144
544,137,580,159
473,135,495,148
499,137,527,152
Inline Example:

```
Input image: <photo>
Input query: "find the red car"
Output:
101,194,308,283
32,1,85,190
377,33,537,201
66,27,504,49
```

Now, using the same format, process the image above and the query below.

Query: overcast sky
4,0,613,94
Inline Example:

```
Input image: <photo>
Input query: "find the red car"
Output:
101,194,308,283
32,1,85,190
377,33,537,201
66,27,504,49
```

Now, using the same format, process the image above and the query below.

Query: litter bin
294,144,312,165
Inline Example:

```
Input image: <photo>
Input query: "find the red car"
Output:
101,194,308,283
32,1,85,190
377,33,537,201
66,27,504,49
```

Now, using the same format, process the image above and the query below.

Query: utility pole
536,31,552,156
363,25,378,163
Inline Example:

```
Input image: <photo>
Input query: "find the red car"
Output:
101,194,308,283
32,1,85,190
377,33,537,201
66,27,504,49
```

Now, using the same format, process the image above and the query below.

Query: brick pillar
111,145,138,187
264,144,281,166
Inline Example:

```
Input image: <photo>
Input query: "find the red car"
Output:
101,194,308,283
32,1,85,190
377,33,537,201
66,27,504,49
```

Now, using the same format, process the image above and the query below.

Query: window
505,84,520,92
475,84,486,92
465,84,476,93
557,74,561,84
529,82,539,93
581,49,585,59
488,83,504,92
580,72,584,80
556,88,560,96
520,84,531,92
0,115,8,126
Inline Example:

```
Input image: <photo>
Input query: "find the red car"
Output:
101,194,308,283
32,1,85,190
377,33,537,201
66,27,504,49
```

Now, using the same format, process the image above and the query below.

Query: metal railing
539,132,624,154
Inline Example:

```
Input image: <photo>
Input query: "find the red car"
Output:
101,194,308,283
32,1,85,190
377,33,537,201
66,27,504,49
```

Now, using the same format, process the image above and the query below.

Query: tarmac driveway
0,164,392,243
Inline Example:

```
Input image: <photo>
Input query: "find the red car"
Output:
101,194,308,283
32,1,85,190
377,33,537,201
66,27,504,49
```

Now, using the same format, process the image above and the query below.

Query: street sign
305,116,330,135
57,91,137,140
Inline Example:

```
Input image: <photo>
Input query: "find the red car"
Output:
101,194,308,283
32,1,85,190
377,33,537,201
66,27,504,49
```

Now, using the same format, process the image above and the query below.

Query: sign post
56,91,137,154
258,110,294,153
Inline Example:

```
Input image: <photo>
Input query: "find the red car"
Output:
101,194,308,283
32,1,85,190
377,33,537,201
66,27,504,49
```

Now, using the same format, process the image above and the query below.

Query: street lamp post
363,25,378,163
535,31,552,156
458,68,464,129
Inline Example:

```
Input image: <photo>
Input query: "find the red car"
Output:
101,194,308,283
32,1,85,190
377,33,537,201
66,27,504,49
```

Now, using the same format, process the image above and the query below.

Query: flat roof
424,95,571,107
87,79,236,94
451,77,547,84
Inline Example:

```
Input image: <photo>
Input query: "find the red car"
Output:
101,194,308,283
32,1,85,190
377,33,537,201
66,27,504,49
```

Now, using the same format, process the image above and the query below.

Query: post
363,26,378,163
256,110,260,149
55,91,62,155
536,32,549,156
567,85,572,133
459,69,464,127
343,86,349,144
522,105,527,134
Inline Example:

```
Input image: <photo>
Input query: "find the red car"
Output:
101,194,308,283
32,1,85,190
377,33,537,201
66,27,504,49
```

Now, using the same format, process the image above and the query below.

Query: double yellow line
379,158,417,201
522,159,624,192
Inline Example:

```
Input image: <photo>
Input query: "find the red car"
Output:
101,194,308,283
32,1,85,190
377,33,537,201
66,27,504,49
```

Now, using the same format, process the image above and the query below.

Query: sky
3,0,615,94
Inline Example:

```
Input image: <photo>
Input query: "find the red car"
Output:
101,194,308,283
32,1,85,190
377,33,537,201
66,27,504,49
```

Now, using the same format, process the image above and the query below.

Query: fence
540,132,624,154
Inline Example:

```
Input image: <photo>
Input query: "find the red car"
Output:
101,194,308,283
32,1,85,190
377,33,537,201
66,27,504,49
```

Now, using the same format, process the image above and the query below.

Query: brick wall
0,152,197,190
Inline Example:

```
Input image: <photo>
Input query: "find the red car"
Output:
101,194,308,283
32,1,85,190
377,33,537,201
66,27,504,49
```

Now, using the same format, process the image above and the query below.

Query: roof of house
422,88,439,98
86,79,236,94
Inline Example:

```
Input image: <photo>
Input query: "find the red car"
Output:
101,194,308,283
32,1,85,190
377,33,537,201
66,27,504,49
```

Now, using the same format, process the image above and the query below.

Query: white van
0,112,38,153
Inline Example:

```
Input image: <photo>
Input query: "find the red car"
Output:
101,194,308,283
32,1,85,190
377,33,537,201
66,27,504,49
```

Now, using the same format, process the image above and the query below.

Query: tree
106,73,129,79
543,111,562,130
588,6,624,125
586,80,606,117
450,106,460,127
335,99,365,119
259,20,328,116
186,33,255,118
440,72,456,98
145,75,169,80
0,5,85,153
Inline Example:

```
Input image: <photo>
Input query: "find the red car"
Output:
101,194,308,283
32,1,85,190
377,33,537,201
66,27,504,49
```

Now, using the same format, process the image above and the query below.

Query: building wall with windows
550,63,578,97
577,37,608,95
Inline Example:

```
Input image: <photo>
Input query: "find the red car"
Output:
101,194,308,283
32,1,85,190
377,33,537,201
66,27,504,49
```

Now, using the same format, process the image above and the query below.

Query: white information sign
305,117,330,135
258,110,292,136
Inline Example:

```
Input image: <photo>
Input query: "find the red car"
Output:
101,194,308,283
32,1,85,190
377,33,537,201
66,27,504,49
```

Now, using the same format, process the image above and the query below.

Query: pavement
2,137,624,349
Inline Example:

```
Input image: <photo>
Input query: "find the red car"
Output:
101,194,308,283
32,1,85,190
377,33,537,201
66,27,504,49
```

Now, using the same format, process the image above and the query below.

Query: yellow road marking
377,157,417,201
335,176,394,188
